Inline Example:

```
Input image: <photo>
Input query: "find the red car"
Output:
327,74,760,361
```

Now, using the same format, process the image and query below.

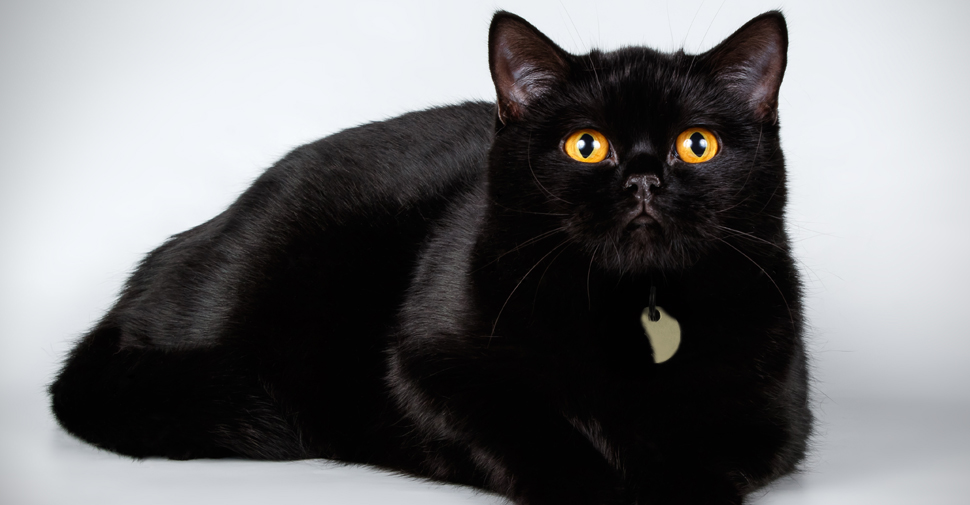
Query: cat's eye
675,128,719,163
564,129,610,163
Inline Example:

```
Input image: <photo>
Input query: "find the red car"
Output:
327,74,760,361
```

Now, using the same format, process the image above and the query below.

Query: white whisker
491,238,571,337
528,133,573,205
715,237,795,330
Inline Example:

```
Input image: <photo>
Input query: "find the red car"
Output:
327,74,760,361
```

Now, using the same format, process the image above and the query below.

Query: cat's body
51,12,811,505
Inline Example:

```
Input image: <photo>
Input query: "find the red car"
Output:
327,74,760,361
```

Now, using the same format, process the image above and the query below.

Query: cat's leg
628,380,810,504
628,445,753,505
631,426,799,504
49,324,306,460
389,346,629,505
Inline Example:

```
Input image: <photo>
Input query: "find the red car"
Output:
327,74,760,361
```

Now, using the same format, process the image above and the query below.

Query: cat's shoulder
302,101,495,163
246,101,495,212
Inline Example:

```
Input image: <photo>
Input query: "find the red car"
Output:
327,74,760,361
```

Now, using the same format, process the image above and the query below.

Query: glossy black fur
51,11,811,504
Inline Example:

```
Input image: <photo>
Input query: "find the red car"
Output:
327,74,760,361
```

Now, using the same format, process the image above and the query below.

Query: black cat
50,11,811,505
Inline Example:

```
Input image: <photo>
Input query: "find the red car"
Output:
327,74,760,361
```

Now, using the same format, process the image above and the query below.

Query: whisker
698,0,727,50
528,133,573,205
532,242,573,312
491,238,572,336
604,232,625,280
714,197,751,215
732,125,763,199
715,237,795,330
683,0,707,76
559,2,602,90
759,179,784,214
719,226,829,295
502,227,565,254
714,225,785,251
474,227,567,272
682,0,706,48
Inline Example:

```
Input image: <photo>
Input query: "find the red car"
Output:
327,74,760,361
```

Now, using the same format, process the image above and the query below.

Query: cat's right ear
705,11,788,124
489,12,570,124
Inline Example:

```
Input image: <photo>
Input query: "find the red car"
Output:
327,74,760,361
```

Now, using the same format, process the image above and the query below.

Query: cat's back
269,101,495,222
50,102,497,460
109,101,496,350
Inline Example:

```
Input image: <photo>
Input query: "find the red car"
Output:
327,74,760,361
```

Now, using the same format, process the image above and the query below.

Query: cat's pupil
689,132,707,157
577,133,596,158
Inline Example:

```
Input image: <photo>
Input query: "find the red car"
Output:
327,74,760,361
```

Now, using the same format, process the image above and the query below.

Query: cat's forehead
600,48,712,105
563,47,727,136
595,47,687,78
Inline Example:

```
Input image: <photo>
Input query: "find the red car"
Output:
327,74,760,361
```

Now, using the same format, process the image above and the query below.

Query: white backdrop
2,1,969,504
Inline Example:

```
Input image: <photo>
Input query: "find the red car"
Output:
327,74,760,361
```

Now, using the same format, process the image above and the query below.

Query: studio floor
3,387,968,504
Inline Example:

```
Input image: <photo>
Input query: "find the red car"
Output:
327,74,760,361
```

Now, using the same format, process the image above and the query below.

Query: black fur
51,11,811,504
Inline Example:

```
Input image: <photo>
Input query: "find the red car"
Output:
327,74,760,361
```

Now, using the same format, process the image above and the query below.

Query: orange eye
564,129,609,163
675,128,718,163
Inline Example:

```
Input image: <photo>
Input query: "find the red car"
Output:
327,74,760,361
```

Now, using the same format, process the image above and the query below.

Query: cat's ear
705,11,788,123
489,12,570,124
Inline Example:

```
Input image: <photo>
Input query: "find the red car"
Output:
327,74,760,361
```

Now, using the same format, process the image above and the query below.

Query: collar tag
641,287,681,363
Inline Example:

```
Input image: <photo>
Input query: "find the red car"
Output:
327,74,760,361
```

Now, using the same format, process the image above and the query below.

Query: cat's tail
49,324,307,460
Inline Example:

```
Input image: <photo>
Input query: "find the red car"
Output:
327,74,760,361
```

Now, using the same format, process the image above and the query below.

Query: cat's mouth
625,204,661,229
628,212,654,227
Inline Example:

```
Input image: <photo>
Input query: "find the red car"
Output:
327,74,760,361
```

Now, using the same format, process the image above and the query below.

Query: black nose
625,173,661,202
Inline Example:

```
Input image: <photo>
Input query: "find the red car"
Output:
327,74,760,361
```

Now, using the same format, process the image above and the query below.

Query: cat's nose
624,173,661,202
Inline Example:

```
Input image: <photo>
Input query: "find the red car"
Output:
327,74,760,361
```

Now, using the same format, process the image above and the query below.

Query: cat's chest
536,291,749,381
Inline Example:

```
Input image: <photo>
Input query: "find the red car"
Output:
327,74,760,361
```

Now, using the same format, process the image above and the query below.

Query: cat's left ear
489,12,570,124
705,11,788,124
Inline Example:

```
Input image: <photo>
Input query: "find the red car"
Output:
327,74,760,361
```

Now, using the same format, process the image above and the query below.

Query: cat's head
485,11,789,274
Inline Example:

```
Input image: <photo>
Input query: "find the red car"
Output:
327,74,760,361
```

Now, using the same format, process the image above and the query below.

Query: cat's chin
588,218,703,274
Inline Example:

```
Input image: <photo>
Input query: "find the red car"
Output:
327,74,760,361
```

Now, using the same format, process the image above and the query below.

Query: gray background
2,0,969,503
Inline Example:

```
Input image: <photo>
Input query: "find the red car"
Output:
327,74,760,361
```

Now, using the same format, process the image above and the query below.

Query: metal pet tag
641,306,681,364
